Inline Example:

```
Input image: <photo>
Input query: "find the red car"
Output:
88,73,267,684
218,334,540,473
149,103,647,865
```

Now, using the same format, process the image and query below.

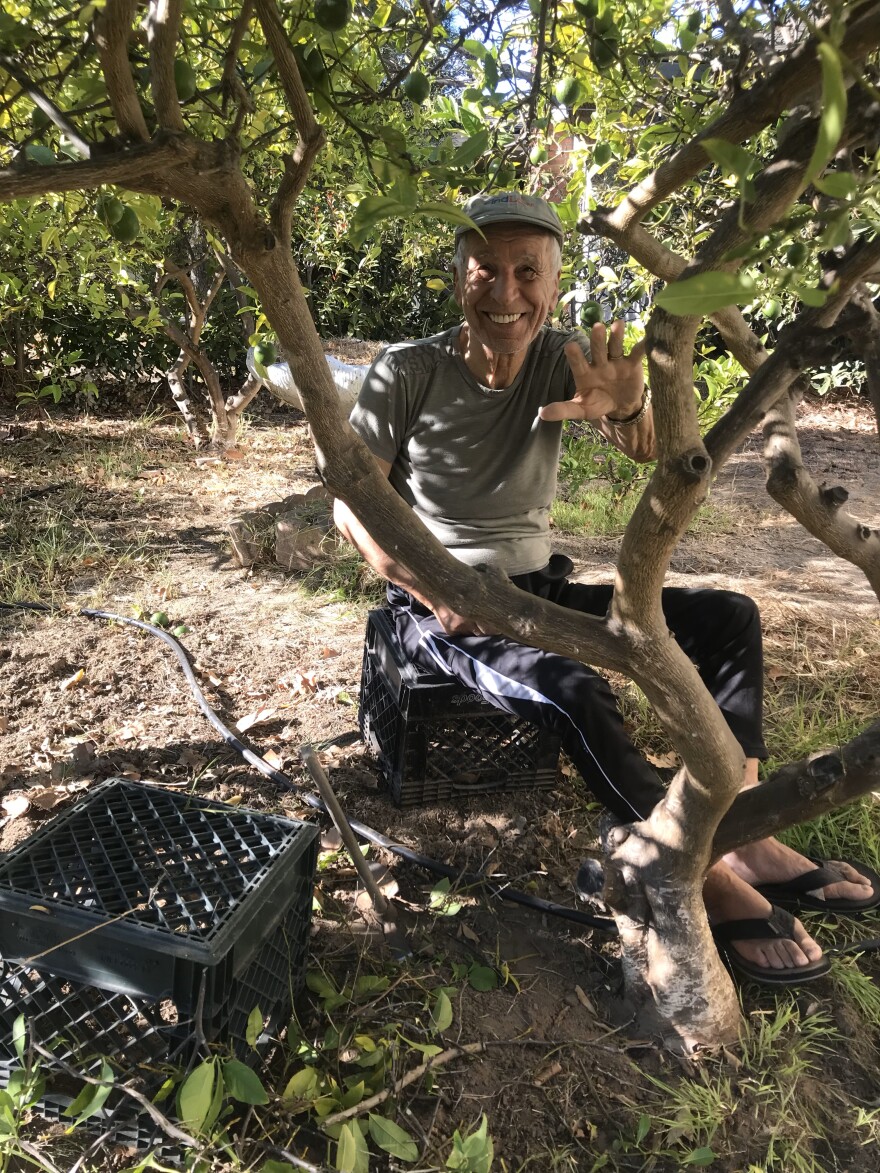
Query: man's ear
451,265,462,306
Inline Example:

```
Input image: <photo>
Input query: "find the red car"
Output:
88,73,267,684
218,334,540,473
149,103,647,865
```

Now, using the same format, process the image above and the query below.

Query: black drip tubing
1,602,615,932
8,603,880,958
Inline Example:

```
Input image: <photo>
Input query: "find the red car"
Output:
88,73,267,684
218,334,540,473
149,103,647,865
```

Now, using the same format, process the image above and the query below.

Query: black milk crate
0,777,317,1127
359,608,561,806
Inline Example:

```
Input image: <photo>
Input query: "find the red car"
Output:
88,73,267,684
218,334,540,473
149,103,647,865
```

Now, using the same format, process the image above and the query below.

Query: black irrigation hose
7,603,880,955
1,601,615,932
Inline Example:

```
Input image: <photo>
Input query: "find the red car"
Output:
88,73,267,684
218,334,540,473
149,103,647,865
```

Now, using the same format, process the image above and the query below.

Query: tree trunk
166,351,209,447
602,817,740,1049
225,370,264,436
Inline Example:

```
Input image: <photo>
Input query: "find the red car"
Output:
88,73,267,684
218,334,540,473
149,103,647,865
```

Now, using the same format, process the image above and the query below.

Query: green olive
109,206,140,244
253,342,277,367
554,76,583,108
786,241,808,266
402,71,430,104
582,300,603,326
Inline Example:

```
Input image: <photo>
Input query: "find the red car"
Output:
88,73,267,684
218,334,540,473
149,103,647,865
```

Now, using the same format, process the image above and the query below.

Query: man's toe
791,921,823,964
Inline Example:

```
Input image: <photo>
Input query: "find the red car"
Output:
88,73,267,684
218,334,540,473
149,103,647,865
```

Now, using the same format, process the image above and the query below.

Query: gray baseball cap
455,191,565,243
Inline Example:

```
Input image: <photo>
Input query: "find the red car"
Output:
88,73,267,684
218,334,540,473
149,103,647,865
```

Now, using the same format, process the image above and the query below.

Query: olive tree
2,0,880,1049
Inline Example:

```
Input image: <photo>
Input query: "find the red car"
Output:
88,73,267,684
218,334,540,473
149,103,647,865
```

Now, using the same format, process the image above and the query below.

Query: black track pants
387,569,767,822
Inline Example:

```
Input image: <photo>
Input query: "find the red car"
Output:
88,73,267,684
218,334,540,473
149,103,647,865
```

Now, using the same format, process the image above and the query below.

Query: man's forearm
332,498,436,610
599,399,656,462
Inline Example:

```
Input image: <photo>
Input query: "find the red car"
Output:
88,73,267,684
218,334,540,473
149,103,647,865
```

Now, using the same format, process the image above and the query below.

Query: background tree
1,0,880,1050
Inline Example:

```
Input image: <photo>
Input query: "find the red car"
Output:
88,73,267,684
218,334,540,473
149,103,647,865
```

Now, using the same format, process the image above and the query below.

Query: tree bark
166,353,208,447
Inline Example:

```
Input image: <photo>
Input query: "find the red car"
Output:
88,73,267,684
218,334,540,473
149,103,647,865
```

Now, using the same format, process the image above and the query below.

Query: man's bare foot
724,838,873,905
704,862,823,972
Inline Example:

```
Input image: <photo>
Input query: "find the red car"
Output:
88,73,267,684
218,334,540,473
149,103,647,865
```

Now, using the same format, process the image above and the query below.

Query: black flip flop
712,905,831,986
754,856,880,915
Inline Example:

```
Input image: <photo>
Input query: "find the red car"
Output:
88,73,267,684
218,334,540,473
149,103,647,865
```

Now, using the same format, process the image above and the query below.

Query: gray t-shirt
349,325,588,576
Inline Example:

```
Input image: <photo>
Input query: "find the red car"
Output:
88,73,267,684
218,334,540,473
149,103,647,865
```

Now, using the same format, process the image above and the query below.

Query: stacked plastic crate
0,778,317,1136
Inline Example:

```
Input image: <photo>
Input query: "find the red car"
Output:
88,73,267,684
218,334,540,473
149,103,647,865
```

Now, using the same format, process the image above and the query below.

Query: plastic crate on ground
359,608,561,806
0,777,317,1131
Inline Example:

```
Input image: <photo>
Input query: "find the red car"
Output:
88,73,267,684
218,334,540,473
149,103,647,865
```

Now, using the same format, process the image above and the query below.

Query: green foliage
655,271,757,317
693,347,747,428
804,43,847,186
429,877,463,916
446,1113,494,1172
63,1058,115,1126
0,1016,47,1167
0,197,249,409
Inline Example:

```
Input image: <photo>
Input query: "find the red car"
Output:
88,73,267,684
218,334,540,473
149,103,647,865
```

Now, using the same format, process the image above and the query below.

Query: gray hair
453,229,562,277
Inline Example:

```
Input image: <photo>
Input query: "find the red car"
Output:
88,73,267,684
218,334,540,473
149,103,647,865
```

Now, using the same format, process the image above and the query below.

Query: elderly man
334,191,877,984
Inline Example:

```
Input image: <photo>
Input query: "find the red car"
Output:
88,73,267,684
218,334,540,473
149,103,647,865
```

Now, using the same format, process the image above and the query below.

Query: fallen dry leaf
235,707,277,734
533,1061,563,1087
460,923,480,944
319,647,340,659
0,716,9,734
574,985,596,1014
321,828,344,851
2,794,30,819
646,751,678,769
370,864,399,898
28,788,65,811
262,748,284,770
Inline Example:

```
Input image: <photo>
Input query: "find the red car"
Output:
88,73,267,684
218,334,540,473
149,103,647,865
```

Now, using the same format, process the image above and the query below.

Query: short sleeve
349,347,410,464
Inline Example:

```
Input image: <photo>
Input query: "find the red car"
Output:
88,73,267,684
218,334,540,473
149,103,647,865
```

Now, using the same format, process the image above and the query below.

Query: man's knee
714,589,761,636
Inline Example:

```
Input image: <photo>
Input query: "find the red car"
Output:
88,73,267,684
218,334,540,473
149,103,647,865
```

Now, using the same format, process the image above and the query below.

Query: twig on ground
321,1034,628,1126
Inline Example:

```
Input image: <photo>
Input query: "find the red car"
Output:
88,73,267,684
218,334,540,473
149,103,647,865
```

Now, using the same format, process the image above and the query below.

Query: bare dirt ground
1,381,880,1171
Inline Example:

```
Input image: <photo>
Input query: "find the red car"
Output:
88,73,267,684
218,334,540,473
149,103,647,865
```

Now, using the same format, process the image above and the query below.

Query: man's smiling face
453,225,562,359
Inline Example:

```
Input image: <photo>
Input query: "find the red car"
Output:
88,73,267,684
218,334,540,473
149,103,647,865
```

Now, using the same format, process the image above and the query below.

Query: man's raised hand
539,320,646,423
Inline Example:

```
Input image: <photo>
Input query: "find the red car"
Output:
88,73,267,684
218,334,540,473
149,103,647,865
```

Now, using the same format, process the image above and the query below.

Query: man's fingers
539,400,586,423
590,321,610,366
607,318,625,359
563,339,591,377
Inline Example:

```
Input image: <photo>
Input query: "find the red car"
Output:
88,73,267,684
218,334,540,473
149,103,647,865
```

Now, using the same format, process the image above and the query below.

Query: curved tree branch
146,0,185,133
763,391,880,595
713,718,880,856
221,0,255,128
0,137,202,200
254,0,325,244
94,0,150,142
607,2,880,231
705,238,880,464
